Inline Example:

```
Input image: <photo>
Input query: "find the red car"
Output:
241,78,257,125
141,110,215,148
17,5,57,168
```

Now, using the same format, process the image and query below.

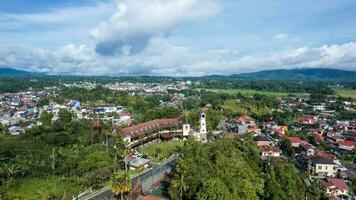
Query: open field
138,140,184,163
333,88,356,99
3,177,83,200
202,89,309,97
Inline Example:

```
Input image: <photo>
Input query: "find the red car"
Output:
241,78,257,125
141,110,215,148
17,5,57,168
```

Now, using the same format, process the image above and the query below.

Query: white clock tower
200,112,207,143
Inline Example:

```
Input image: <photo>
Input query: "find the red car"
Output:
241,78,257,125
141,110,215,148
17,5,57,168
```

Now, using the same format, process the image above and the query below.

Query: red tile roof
314,150,335,160
235,116,253,123
339,140,356,147
320,178,349,191
286,137,302,143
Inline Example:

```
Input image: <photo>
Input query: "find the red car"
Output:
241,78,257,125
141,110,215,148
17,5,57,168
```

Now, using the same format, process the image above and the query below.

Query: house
259,146,281,159
299,142,315,156
286,137,303,147
298,115,318,125
119,111,132,125
310,156,337,177
313,104,325,111
272,126,286,135
235,116,255,126
313,104,325,112
320,178,349,196
7,125,24,135
248,127,261,134
338,140,356,151
263,120,276,129
329,136,345,143
254,135,272,146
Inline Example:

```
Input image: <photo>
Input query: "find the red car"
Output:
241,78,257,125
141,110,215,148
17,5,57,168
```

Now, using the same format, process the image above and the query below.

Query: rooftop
320,178,349,191
311,156,335,165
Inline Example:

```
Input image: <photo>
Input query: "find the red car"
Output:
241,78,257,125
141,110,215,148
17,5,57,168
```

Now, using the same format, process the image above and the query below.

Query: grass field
3,177,83,200
138,140,184,163
333,88,356,99
203,89,308,97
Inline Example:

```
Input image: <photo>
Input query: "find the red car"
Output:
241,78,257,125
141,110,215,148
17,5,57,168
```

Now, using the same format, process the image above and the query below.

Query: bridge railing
76,156,178,200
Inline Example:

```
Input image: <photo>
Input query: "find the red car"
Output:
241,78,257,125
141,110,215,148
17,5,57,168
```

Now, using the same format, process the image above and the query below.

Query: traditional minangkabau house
121,116,185,147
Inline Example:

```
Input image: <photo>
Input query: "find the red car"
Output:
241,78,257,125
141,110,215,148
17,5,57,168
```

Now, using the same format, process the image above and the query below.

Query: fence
77,156,177,200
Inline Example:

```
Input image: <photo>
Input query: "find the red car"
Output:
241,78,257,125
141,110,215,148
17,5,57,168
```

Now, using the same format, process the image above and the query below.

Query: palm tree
110,171,132,200
171,174,187,200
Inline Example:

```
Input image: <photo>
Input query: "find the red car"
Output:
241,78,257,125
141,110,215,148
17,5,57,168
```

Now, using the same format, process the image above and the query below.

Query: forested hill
0,68,32,76
230,68,356,81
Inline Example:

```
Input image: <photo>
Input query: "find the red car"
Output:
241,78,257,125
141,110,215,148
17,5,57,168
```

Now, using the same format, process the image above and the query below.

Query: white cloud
90,0,221,55
1,41,356,76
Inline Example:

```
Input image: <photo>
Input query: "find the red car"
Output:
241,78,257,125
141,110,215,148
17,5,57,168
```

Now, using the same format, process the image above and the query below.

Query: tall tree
196,178,231,200
58,109,73,128
110,171,132,200
40,111,53,128
0,123,4,134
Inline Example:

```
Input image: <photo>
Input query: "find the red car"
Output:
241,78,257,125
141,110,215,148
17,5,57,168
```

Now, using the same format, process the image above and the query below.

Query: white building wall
315,164,336,177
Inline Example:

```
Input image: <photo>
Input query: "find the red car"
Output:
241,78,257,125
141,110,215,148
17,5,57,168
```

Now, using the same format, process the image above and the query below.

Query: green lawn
2,177,84,200
203,89,308,97
138,140,184,163
333,88,356,99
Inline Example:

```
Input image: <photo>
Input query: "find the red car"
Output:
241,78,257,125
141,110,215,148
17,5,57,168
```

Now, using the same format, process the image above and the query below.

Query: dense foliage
169,137,311,200
199,80,335,94
0,111,126,199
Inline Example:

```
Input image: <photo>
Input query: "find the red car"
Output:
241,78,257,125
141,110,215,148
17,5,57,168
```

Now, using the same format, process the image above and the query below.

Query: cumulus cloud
90,0,221,55
1,41,356,76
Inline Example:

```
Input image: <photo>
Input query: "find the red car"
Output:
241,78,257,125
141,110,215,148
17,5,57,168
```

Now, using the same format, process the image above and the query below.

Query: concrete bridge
77,156,177,200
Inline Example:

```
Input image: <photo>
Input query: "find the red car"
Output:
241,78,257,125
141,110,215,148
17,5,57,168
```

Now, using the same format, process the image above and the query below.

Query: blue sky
0,0,356,76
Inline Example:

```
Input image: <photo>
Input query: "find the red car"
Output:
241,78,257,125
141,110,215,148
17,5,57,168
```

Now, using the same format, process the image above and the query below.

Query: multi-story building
310,156,337,177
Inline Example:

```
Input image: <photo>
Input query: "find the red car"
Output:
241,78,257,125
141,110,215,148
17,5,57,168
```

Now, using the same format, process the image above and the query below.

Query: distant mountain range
0,67,355,81
0,67,32,76
230,68,356,81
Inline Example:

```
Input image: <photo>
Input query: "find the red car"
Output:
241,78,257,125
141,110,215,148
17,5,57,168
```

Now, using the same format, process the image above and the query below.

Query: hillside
230,68,356,81
0,67,32,76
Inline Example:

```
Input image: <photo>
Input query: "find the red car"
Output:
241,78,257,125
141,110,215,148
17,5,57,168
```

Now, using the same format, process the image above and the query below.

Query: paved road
77,187,112,200
78,156,177,200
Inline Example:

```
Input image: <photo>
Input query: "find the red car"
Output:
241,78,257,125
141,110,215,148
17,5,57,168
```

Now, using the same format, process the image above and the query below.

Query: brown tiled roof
121,116,184,139
320,178,349,191
286,137,302,143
